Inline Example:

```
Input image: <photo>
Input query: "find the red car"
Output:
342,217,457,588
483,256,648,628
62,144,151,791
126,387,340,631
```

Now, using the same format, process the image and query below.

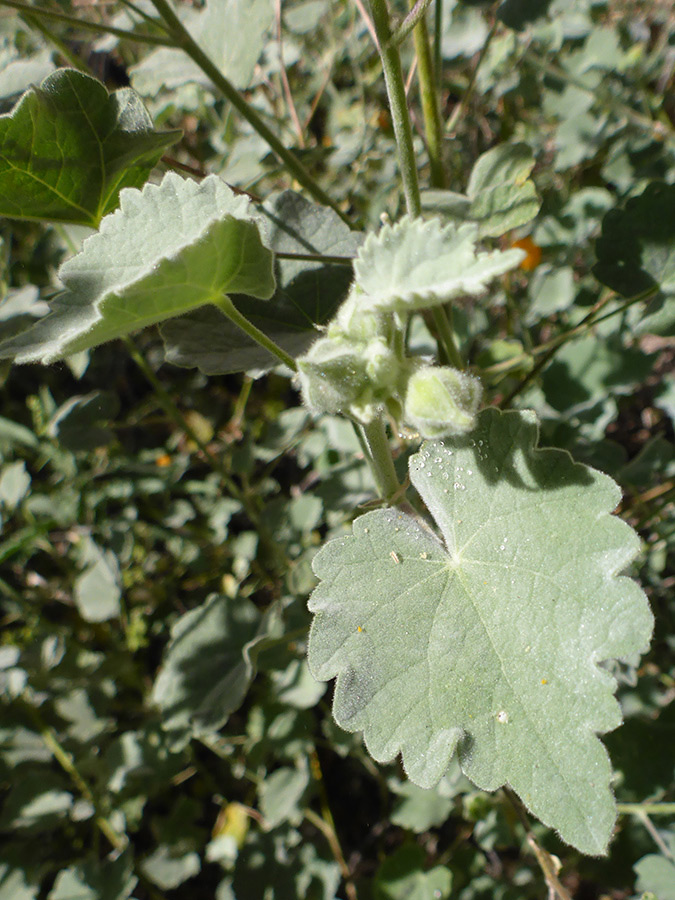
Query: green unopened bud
296,336,369,416
404,366,483,438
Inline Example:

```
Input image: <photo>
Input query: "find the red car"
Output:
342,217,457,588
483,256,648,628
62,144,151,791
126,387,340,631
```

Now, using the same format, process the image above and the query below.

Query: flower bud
403,366,483,438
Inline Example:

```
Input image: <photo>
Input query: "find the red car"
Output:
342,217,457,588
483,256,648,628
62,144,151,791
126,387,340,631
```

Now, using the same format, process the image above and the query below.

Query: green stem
434,0,443,90
360,417,401,501
369,0,422,217
0,0,176,45
19,12,89,71
500,287,656,406
212,296,297,371
618,803,675,816
149,0,351,225
390,0,434,47
408,0,447,186
432,306,463,368
275,250,355,265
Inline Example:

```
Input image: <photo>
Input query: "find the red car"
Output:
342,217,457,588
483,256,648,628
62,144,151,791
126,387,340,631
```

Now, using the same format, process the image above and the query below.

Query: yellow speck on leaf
156,453,171,467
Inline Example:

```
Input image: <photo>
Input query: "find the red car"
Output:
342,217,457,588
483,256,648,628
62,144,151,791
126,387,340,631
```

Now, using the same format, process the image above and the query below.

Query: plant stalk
369,0,422,217
432,305,463,369
360,417,401,501
434,0,443,90
212,296,297,371
390,0,434,47
0,0,176,45
149,0,351,225
21,697,128,851
407,0,447,186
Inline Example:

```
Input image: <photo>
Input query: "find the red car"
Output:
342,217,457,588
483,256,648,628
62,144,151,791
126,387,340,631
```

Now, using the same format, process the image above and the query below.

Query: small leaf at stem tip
354,217,525,313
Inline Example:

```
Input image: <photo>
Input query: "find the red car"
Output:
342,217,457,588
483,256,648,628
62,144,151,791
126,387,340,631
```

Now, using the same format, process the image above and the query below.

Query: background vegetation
0,1,673,898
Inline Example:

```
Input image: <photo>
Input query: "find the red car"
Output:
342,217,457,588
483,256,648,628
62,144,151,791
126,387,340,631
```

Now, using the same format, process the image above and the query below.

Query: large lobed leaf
0,69,180,226
0,173,275,364
307,408,652,854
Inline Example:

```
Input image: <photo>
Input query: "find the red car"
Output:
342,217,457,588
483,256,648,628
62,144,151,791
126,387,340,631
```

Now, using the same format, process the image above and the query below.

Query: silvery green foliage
307,408,653,854
353,217,524,313
297,216,519,425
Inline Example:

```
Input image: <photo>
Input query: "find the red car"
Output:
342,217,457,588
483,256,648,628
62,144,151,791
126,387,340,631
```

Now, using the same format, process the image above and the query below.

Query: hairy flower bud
403,366,483,437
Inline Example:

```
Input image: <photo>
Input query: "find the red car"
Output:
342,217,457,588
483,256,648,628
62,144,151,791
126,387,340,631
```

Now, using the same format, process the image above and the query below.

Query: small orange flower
156,453,172,467
512,236,542,272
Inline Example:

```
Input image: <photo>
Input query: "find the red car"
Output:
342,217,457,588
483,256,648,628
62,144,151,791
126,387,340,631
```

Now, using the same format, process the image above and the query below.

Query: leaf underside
307,408,652,854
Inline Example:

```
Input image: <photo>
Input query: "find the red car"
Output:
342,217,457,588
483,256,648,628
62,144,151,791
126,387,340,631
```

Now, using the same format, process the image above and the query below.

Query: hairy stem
149,0,351,224
360,417,401,501
390,0,434,46
407,0,447,186
212,296,297,372
432,306,463,368
369,0,422,217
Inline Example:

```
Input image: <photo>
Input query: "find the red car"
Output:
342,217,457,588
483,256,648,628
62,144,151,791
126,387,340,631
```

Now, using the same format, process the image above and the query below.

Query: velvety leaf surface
308,408,652,854
0,69,180,226
354,218,524,313
161,190,359,374
0,173,275,364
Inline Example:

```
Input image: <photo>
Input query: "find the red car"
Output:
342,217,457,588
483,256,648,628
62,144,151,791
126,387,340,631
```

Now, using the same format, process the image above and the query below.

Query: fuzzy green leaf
307,408,652,854
0,173,275,364
422,143,539,238
0,69,180,226
354,218,524,313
